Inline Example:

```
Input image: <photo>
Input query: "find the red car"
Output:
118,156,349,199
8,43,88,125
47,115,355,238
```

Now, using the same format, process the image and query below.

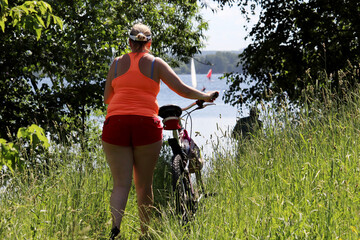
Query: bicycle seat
158,105,182,119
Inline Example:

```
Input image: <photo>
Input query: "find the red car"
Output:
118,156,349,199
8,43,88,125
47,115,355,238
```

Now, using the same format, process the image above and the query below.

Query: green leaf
43,1,52,10
35,27,41,40
17,127,30,139
0,16,5,32
29,124,49,148
39,1,52,13
0,22,4,32
6,159,14,172
0,140,18,173
19,5,30,15
38,5,46,15
12,18,19,27
35,14,45,28
53,15,63,29
46,13,51,27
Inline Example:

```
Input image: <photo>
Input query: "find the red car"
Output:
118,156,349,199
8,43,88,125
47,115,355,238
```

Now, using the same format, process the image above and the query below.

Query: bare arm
104,58,118,104
157,58,218,102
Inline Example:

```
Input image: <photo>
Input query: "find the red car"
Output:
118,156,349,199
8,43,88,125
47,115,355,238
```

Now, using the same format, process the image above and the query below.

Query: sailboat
206,69,213,81
191,58,197,88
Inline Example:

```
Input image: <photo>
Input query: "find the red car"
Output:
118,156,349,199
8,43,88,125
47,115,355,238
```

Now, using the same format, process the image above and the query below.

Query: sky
200,4,259,51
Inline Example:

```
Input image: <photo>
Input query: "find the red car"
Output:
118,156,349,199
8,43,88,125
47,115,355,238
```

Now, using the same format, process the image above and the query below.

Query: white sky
200,3,259,51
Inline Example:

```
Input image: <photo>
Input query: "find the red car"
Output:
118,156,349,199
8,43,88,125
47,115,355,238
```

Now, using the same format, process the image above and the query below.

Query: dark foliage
213,0,360,108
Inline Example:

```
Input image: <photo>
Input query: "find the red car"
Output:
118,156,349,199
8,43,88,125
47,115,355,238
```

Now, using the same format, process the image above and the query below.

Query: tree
215,0,360,108
0,0,63,39
0,0,208,141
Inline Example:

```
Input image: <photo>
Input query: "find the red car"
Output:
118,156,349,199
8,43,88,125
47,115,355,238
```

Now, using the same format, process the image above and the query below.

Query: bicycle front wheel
172,154,197,224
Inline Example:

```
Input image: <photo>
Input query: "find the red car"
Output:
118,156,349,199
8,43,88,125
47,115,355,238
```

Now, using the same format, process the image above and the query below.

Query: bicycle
158,94,218,224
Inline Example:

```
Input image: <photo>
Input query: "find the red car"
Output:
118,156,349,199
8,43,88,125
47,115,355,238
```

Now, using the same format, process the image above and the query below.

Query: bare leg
102,141,134,230
133,140,162,234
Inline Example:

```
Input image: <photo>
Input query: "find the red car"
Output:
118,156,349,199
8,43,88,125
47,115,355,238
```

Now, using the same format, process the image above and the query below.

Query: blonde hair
129,23,152,52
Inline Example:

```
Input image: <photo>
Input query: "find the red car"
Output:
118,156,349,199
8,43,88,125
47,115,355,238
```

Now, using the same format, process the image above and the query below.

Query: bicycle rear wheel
172,154,197,224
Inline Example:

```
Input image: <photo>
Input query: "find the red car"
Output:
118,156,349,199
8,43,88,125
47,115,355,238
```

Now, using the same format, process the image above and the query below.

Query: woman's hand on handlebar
204,91,219,102
194,91,219,108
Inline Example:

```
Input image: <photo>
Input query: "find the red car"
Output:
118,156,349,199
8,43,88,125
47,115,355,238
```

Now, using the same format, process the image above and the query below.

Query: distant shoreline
174,50,243,74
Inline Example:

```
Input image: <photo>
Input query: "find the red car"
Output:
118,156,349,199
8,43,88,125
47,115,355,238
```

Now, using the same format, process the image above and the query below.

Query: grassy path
1,91,360,239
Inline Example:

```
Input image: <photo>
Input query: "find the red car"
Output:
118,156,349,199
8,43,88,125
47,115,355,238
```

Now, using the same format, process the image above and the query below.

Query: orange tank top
106,52,160,119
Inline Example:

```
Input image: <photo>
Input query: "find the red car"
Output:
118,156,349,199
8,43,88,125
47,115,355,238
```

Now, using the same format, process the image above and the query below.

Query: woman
102,23,218,239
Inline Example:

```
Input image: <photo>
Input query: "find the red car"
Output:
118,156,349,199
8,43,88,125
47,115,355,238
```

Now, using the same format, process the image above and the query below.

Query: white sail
191,58,197,88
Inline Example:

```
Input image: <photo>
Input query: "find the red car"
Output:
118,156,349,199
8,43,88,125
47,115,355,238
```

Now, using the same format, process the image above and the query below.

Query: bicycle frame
169,102,215,173
158,93,218,223
163,101,214,159
159,101,215,204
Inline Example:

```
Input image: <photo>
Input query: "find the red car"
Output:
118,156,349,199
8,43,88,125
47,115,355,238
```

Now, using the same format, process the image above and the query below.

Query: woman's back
114,52,160,83
106,52,160,118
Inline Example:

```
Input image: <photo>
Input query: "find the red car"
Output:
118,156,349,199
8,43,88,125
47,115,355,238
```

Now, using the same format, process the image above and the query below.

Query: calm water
158,74,243,156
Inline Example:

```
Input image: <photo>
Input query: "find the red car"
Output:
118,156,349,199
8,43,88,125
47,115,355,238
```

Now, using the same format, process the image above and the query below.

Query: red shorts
102,115,163,146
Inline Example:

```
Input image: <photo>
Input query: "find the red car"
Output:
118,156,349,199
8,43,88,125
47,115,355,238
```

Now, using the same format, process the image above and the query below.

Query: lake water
157,74,245,156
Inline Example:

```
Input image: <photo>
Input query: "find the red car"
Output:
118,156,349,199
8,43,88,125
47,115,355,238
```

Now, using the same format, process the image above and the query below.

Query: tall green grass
1,78,360,239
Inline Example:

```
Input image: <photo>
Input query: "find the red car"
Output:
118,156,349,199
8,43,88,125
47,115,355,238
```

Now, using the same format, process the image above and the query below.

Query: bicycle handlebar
181,92,219,111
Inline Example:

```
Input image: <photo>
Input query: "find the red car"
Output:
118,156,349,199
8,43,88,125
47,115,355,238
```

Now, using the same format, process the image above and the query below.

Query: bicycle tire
172,154,197,224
